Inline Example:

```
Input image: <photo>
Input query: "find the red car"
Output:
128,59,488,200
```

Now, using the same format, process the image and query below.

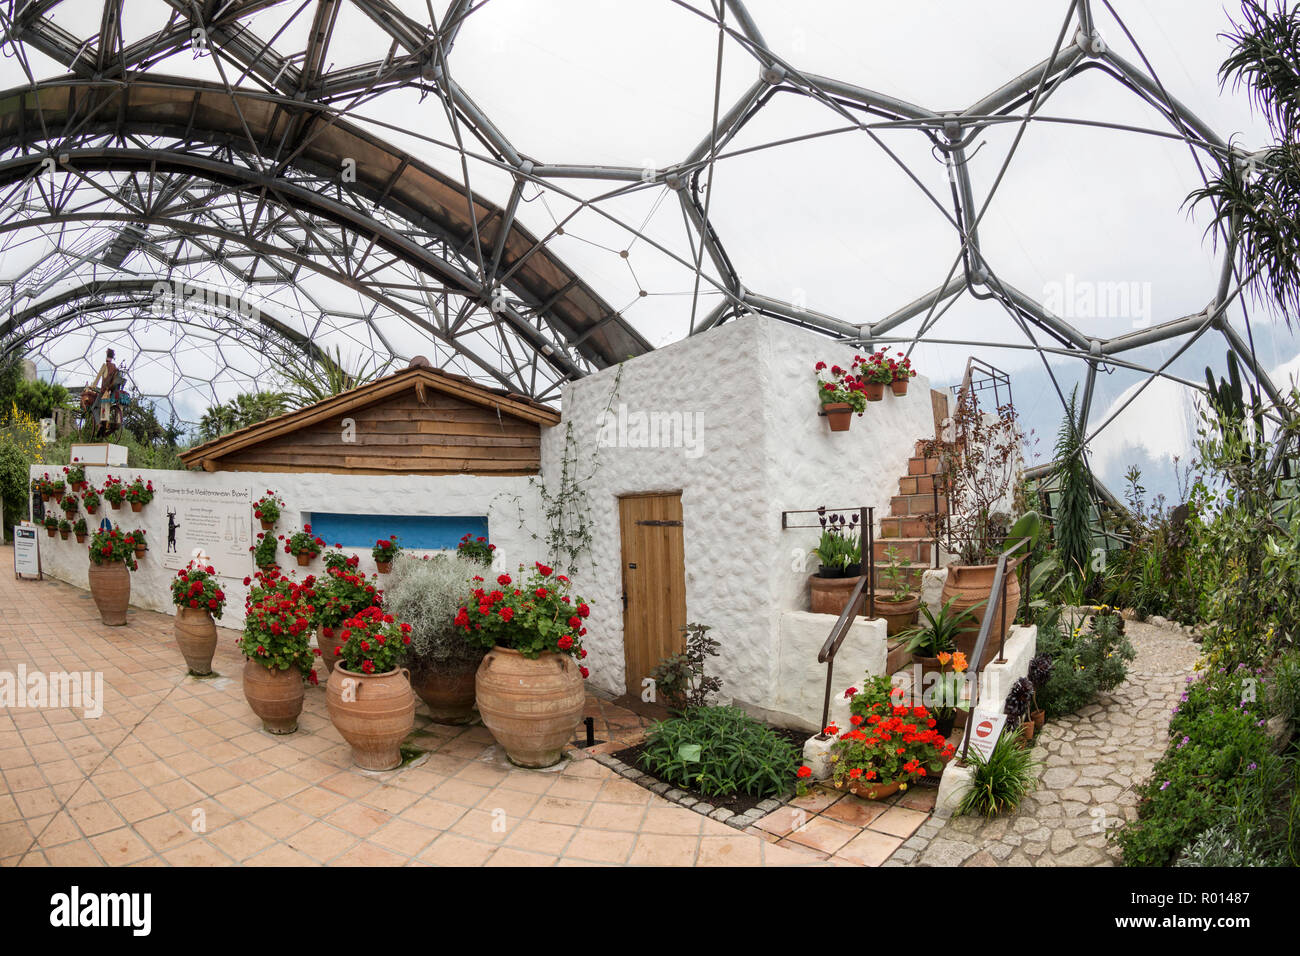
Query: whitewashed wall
29,464,545,629
541,314,937,726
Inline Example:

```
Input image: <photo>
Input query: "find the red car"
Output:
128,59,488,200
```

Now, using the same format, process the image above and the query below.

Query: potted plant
808,508,864,615
50,477,66,503
385,553,485,723
922,390,1039,665
82,487,100,515
811,678,956,799
64,461,87,491
926,651,970,737
457,561,589,768
325,606,416,770
855,350,894,402
171,559,227,675
238,570,318,734
285,525,325,567
308,557,380,673
870,544,921,634
61,494,79,520
102,476,126,511
87,527,137,626
901,596,975,675
814,361,867,431
125,476,154,512
253,491,284,531
58,518,71,540
73,516,87,544
43,514,58,537
250,531,279,572
32,474,52,502
888,351,917,396
372,536,400,573
128,528,146,560
1027,654,1052,731
456,533,495,567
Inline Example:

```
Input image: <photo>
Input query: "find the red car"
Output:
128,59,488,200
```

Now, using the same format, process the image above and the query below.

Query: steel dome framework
0,0,1287,444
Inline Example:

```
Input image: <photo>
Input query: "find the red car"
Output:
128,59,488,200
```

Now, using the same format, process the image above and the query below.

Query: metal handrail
956,535,1030,762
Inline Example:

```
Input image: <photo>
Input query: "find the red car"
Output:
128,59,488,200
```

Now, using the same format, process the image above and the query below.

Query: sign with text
966,709,1008,762
159,485,252,575
13,525,39,577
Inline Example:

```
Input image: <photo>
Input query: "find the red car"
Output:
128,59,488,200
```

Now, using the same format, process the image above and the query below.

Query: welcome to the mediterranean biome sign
159,484,252,576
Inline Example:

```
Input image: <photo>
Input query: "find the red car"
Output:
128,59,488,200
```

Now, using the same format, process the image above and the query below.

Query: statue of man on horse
80,348,132,438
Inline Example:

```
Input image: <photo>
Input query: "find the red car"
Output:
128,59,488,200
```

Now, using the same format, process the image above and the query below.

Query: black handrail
956,535,1030,762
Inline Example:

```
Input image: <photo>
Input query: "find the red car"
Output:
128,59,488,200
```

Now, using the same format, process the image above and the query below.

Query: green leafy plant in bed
637,705,798,799
956,729,1039,818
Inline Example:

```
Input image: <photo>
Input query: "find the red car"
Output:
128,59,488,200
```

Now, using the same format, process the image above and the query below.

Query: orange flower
952,652,968,673
937,651,951,665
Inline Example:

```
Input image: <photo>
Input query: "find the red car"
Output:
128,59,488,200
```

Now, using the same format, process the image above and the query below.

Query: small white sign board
159,484,252,576
965,709,1008,762
13,524,40,578
70,443,129,466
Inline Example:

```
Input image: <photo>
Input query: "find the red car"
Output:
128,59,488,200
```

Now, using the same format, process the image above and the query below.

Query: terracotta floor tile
869,805,930,839
782,815,860,854
627,833,700,866
821,796,890,828
247,803,315,841
87,827,154,865
486,846,557,867
419,833,496,866
564,827,636,863
833,830,905,867
503,819,577,855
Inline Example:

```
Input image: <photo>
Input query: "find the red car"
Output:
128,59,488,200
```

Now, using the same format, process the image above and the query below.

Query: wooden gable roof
180,364,560,477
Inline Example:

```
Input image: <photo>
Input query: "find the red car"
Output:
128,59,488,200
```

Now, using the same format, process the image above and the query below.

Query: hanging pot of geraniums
461,563,588,768
171,561,226,676
126,476,154,513
372,536,400,574
58,519,71,541
33,474,51,502
855,350,895,402
61,495,79,521
239,575,317,734
127,529,146,560
325,607,416,771
51,479,66,504
73,517,87,544
250,531,280,575
82,487,100,515
814,361,867,432
87,528,137,626
43,514,58,538
286,526,325,567
64,462,87,493
253,491,283,532
102,477,126,511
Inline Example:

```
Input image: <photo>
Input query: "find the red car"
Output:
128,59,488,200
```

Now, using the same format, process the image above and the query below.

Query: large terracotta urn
941,562,1021,669
242,661,304,734
411,659,480,724
476,647,584,768
175,607,218,675
325,666,416,770
88,560,130,626
317,626,345,673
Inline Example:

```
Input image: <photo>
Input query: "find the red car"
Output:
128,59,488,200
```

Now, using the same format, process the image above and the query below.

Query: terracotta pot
836,777,901,801
375,561,391,574
110,500,122,511
822,402,853,432
411,659,481,724
134,546,146,559
40,493,50,503
130,501,143,513
808,573,866,616
88,560,130,626
317,626,346,673
476,647,584,768
941,561,1021,669
75,533,86,544
891,379,909,396
59,530,69,540
260,519,275,531
871,593,920,635
910,653,943,678
864,382,885,402
326,665,416,770
1019,719,1035,744
86,505,98,515
1031,709,1045,732
296,552,312,567
242,661,304,734
45,527,56,538
175,607,218,675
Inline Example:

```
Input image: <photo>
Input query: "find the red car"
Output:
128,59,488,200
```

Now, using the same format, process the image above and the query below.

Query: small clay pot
261,519,275,531
59,530,69,540
1031,708,1045,732
822,402,853,432
75,533,86,544
130,501,143,513
891,379,909,396
375,561,391,574
296,552,311,567
864,382,885,402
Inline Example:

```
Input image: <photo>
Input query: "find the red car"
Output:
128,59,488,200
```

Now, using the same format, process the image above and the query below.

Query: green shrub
1035,608,1136,718
638,706,798,799
383,553,482,670
956,731,1039,817
1113,666,1275,866
1267,650,1300,736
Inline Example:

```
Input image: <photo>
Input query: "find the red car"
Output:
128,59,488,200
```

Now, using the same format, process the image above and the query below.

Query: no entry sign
966,709,1007,761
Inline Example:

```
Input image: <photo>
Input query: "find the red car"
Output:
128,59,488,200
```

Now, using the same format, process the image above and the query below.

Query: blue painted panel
307,513,489,551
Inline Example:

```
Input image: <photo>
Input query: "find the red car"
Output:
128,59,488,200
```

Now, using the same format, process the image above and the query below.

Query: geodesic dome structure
0,0,1289,464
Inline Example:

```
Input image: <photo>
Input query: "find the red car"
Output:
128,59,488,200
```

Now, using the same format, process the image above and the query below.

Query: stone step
879,514,934,538
906,455,943,476
872,536,931,563
891,493,948,517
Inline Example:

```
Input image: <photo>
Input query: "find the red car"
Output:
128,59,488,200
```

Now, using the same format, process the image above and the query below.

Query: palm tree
195,390,290,442
273,344,392,409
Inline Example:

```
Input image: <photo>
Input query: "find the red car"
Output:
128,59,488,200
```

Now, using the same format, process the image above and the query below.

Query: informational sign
13,524,40,578
966,708,1008,762
159,484,252,576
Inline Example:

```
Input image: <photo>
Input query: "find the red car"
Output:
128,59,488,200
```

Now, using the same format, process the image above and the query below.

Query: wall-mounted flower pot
864,382,885,402
45,527,56,538
130,501,143,513
296,552,311,567
870,594,920,635
891,379,909,397
375,561,392,574
134,546,146,560
110,500,122,511
260,519,275,531
175,607,218,675
58,530,69,540
822,402,853,432
75,533,86,544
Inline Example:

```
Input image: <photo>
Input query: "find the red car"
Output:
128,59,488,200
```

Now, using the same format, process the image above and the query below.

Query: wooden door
619,493,688,697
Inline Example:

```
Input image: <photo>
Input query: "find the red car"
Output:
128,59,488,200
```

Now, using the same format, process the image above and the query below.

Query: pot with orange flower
238,571,318,734
927,651,971,737
458,562,589,768
325,606,416,770
372,536,400,573
814,361,867,432
286,526,325,567
87,527,138,626
171,560,227,675
806,675,956,799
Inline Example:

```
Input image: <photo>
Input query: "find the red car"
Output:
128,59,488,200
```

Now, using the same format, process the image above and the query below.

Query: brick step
872,537,931,563
897,473,937,496
906,455,942,476
891,493,948,517
878,515,935,539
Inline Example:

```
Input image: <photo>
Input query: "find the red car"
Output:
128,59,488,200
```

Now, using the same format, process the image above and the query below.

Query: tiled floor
749,782,936,865
0,551,838,867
